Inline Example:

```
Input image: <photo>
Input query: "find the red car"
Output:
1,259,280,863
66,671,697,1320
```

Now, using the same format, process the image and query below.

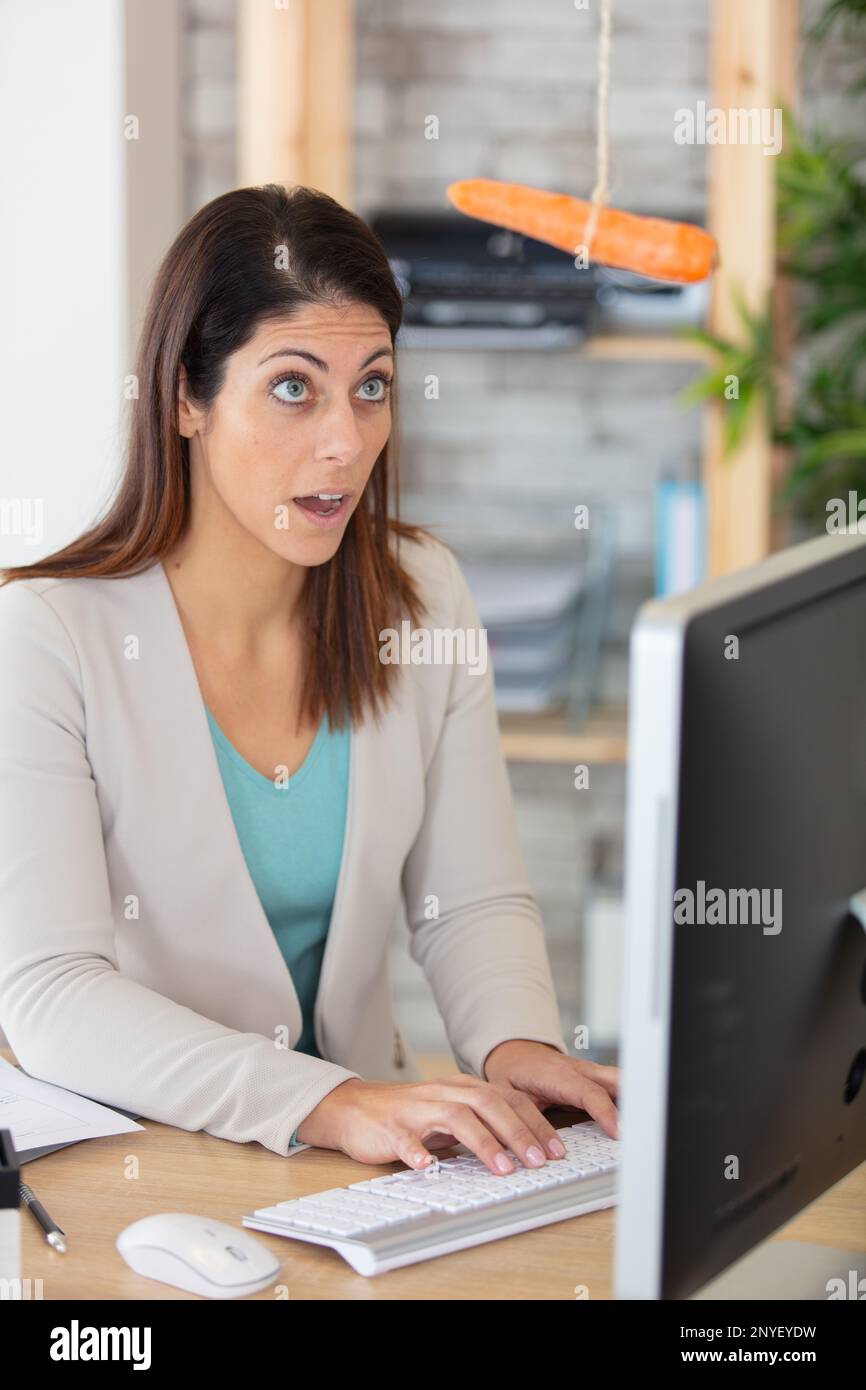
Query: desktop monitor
615,529,866,1299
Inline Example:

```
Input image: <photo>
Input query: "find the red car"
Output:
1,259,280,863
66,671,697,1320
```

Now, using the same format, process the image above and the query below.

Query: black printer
368,208,599,348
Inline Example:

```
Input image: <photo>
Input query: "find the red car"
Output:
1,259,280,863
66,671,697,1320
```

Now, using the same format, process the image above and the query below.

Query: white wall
0,0,128,566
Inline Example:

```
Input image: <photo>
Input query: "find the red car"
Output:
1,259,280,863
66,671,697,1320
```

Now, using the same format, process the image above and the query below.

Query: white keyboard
242,1121,619,1275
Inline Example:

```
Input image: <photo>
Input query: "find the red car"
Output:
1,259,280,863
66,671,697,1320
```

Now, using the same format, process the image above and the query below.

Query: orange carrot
446,178,718,284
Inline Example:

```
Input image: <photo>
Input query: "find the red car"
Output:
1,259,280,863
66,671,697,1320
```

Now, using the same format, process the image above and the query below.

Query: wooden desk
5,1047,865,1300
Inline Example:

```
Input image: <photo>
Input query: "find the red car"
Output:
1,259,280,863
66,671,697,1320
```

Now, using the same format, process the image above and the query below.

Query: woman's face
178,300,394,567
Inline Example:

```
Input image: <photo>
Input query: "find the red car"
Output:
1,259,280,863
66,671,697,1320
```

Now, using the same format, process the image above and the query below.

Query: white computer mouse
116,1213,282,1299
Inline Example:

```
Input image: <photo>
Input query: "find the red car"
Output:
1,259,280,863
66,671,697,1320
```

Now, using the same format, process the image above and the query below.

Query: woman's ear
177,365,201,439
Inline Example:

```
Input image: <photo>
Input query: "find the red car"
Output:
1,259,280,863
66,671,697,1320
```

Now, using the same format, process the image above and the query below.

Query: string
584,0,612,259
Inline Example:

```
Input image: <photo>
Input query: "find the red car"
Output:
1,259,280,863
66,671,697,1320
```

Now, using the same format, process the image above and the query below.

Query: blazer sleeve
401,546,569,1079
0,581,360,1156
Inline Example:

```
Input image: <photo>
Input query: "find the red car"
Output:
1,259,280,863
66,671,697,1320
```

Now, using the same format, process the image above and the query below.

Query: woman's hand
482,1039,620,1139
295,1072,579,1175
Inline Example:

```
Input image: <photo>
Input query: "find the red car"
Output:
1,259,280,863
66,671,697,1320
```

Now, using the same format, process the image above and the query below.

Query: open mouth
292,492,350,520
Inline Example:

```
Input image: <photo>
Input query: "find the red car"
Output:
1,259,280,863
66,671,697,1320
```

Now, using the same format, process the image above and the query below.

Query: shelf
499,703,628,765
397,330,711,362
579,334,711,363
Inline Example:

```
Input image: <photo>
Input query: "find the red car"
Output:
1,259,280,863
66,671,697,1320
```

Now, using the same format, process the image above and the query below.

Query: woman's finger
574,1079,620,1139
393,1129,437,1171
492,1084,568,1159
577,1062,620,1098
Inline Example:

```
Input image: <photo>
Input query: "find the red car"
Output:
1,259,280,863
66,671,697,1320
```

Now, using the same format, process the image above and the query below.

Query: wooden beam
769,4,801,556
706,0,799,576
237,0,355,206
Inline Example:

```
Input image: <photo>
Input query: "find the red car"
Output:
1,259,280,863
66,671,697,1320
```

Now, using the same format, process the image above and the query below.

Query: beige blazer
0,533,568,1156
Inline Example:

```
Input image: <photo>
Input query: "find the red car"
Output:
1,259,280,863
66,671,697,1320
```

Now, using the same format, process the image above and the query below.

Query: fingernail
494,1152,513,1174
526,1145,546,1166
547,1137,566,1157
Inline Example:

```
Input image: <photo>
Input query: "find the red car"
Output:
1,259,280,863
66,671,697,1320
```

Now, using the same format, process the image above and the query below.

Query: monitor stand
692,1241,866,1300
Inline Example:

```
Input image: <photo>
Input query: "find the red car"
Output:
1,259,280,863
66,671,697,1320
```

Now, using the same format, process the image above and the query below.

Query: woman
0,184,619,1175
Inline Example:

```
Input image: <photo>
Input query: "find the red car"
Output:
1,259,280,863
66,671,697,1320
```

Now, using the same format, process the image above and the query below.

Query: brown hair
0,184,444,732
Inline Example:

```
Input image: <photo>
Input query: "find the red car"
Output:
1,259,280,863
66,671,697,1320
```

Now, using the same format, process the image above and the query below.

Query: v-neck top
204,704,351,1075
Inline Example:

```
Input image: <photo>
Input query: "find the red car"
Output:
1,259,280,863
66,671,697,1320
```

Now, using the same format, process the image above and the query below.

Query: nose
313,396,366,465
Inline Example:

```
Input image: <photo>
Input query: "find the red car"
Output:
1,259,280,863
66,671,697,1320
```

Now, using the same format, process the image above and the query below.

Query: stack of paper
459,559,585,713
0,1057,143,1165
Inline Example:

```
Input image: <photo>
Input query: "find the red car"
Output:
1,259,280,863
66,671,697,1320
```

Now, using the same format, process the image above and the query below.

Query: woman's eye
357,374,391,403
272,375,310,404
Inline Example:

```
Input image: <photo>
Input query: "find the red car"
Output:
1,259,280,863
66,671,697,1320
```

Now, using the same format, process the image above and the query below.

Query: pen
19,1182,66,1253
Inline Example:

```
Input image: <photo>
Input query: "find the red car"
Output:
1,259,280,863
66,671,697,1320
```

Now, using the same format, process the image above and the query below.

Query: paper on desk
0,1056,144,1157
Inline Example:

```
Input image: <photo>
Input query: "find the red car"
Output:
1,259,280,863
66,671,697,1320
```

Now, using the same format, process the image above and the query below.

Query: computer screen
616,530,866,1300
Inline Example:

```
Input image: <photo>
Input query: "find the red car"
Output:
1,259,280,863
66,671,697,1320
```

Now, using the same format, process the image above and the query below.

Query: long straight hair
0,184,440,732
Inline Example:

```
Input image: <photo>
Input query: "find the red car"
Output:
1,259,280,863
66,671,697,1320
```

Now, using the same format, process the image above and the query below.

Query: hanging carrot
446,178,718,285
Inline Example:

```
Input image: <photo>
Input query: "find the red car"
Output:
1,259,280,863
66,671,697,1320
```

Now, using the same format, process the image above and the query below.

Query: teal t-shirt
205,702,350,1146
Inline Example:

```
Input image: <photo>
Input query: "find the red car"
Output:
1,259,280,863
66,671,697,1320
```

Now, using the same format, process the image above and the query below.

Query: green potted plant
679,0,866,532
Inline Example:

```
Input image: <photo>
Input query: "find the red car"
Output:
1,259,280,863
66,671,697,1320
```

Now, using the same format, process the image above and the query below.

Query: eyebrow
257,345,394,371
